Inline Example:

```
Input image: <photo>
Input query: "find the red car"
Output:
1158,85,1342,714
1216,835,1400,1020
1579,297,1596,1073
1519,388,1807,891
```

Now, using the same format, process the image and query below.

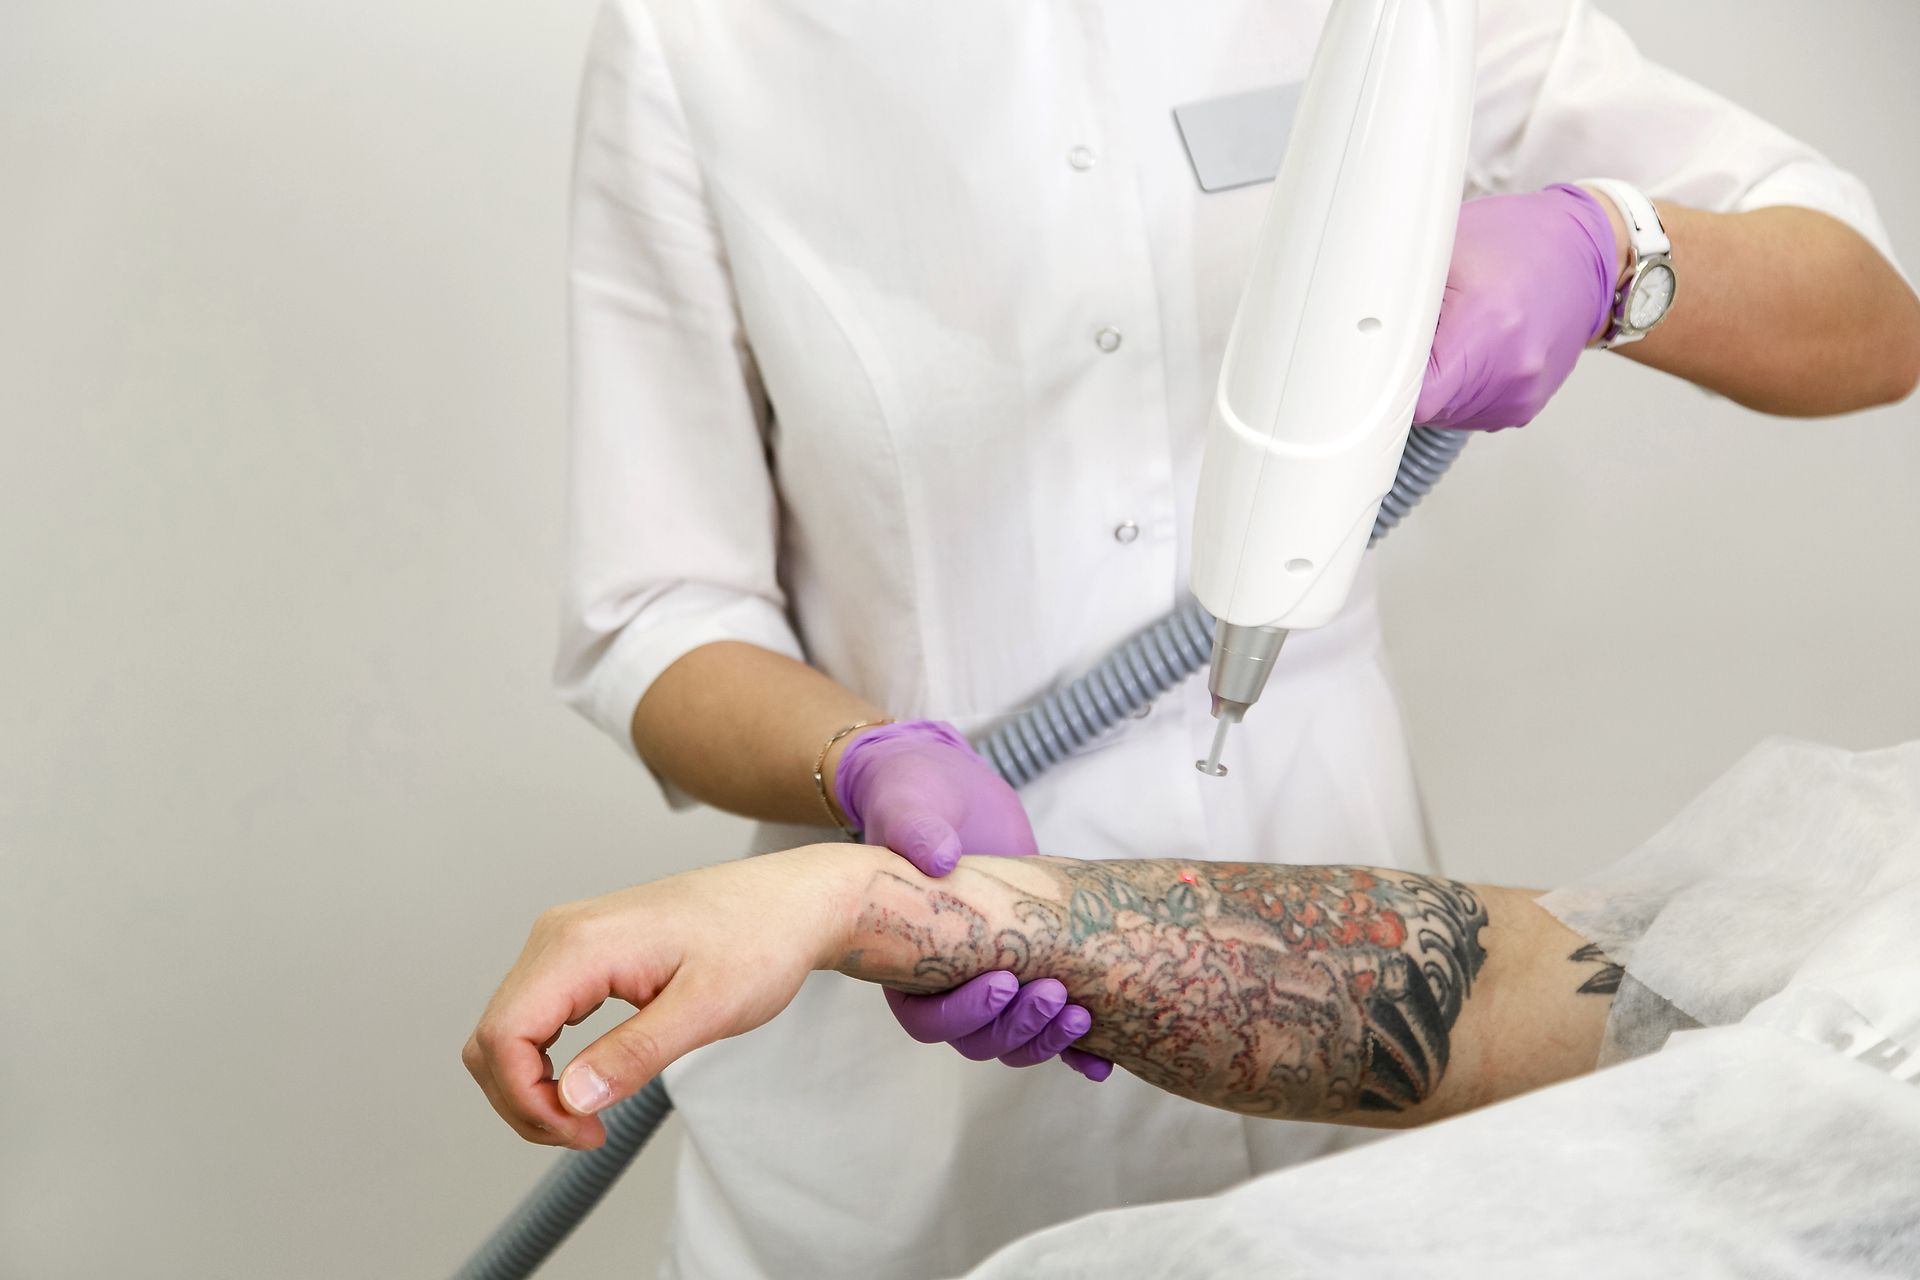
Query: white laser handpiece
1191,0,1477,776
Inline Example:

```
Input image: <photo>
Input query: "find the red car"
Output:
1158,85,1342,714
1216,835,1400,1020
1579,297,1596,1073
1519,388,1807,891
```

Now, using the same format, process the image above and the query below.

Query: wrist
830,718,970,831
815,718,890,831
802,842,898,974
1571,179,1678,350
1578,182,1633,279
1564,182,1631,344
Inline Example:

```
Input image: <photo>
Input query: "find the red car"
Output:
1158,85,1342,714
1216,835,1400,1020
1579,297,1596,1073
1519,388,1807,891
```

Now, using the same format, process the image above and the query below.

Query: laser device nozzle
1196,622,1287,779
1197,715,1235,777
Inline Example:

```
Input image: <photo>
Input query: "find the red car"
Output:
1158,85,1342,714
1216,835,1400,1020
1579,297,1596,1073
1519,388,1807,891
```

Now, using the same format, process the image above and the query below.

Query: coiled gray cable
977,425,1470,788
978,598,1215,789
452,426,1469,1280
1371,421,1469,540
455,1075,674,1280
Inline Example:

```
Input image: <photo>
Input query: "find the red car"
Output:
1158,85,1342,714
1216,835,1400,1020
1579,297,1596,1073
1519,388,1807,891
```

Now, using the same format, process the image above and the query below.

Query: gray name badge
1173,83,1302,193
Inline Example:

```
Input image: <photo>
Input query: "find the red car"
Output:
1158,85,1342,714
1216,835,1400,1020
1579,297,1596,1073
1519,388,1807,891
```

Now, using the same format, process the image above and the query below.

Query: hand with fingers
834,720,1110,1081
462,854,837,1149
461,847,1115,1151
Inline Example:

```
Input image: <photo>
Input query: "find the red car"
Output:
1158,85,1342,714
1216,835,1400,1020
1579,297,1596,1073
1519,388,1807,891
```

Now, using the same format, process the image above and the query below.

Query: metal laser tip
1196,718,1233,777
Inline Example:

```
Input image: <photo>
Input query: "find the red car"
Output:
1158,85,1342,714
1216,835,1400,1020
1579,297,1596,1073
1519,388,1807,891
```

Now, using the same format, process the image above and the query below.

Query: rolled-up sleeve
555,0,803,786
1469,0,1903,274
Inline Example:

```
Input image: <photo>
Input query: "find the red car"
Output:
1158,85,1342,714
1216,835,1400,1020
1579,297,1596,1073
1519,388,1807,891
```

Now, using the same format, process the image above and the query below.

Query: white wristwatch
1581,178,1677,348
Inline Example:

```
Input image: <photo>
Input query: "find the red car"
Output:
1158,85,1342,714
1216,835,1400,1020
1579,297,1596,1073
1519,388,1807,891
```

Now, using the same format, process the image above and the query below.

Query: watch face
1628,262,1676,330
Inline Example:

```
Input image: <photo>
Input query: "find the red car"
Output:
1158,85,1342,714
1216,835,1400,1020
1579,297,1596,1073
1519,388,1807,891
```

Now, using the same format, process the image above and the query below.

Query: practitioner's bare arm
464,846,1616,1149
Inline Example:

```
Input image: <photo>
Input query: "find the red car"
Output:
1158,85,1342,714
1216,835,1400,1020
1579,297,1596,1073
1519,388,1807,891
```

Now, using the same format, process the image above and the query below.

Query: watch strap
1580,177,1670,259
1579,178,1674,347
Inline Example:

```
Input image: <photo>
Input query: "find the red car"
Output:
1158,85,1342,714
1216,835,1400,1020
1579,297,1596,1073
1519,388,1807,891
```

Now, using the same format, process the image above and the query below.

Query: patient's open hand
462,846,869,1150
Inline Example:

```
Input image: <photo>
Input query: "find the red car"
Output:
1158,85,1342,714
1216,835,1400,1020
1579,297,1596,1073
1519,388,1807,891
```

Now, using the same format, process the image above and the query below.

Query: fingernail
561,1064,611,1115
985,971,1019,1001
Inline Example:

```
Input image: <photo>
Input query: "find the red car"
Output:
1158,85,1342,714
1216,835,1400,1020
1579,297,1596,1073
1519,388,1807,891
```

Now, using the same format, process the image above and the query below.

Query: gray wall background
3,1,1915,1276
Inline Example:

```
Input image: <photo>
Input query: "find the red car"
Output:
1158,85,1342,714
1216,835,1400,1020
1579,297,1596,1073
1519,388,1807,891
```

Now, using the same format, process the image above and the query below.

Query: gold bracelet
814,719,891,839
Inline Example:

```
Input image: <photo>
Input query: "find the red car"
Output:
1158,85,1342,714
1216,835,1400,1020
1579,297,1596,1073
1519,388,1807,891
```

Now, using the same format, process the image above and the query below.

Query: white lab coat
553,2,1894,1275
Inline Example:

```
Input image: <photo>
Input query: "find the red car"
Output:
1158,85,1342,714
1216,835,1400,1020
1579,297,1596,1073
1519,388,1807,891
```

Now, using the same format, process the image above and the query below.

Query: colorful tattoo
848,858,1488,1119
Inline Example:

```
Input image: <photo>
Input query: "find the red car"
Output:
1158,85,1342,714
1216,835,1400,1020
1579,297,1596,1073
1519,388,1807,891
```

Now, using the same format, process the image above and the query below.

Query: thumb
558,977,720,1119
879,812,964,877
886,970,1018,1042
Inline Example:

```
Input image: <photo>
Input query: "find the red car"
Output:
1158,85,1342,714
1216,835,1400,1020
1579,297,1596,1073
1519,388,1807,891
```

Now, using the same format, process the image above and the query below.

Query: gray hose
455,1076,674,1280
452,426,1470,1280
1371,422,1469,541
979,598,1215,789
977,424,1470,788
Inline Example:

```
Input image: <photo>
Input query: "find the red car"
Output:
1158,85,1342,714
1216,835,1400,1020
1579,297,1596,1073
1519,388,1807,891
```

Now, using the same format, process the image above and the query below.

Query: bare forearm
630,641,882,825
1601,200,1920,414
835,854,1614,1125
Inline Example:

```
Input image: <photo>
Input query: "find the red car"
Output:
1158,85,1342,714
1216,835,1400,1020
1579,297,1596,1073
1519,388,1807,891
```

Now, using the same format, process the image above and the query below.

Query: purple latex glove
887,972,1114,1082
835,720,1039,875
1416,183,1619,432
836,721,1110,1080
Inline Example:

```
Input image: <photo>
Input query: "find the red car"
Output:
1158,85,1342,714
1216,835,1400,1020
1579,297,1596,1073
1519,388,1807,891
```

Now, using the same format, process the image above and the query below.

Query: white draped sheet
965,740,1920,1278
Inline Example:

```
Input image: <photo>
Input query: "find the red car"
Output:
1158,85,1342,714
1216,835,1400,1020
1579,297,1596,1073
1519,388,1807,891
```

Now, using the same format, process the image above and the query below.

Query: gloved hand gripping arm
833,720,1109,1079
631,645,1102,1077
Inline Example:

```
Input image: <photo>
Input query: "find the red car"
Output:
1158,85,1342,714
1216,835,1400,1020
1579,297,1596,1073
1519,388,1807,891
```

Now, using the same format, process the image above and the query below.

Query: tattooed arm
464,845,1616,1149
839,854,1611,1125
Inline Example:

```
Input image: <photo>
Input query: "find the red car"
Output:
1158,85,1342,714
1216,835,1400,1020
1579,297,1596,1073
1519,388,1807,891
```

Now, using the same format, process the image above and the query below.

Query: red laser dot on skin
1179,872,1197,884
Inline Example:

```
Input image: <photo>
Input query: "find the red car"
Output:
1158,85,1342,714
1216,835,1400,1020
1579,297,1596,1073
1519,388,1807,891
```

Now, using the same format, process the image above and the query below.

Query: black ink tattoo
1568,942,1624,995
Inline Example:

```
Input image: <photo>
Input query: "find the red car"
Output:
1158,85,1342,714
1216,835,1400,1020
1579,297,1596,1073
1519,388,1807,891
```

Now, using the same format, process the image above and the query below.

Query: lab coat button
1113,520,1140,544
1068,145,1097,171
1094,326,1123,353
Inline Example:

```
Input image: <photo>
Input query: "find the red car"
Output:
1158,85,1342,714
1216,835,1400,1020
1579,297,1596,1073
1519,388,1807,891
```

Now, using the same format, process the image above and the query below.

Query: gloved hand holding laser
1416,184,1621,430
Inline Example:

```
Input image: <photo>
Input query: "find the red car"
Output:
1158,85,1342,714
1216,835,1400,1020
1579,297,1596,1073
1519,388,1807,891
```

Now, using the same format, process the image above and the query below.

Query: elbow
1821,295,1920,415
1887,314,1920,408
1871,283,1920,409
1750,295,1920,417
